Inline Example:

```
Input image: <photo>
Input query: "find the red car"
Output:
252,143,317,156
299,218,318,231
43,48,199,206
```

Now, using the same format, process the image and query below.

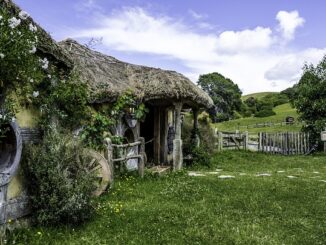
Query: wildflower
40,57,49,69
30,78,34,83
0,16,3,20
37,231,42,235
29,46,37,54
0,53,4,59
29,23,37,32
19,11,30,20
8,17,21,28
33,91,39,97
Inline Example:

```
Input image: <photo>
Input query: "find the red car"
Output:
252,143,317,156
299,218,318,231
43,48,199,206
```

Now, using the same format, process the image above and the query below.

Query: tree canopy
198,72,242,122
292,55,326,143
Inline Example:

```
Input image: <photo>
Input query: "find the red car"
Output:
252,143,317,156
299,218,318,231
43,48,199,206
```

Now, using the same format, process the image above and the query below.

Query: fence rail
106,137,145,177
258,132,310,155
236,121,302,130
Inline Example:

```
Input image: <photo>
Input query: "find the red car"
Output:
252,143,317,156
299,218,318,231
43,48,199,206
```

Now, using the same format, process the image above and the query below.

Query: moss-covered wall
7,167,25,200
16,107,40,128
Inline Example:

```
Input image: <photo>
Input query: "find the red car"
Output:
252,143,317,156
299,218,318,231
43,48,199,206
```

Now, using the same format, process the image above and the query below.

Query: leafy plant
81,91,148,150
0,7,46,139
292,55,326,146
22,130,96,225
80,112,113,150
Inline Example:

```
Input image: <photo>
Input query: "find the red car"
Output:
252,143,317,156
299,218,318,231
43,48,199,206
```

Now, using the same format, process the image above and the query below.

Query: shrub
182,112,215,167
186,146,211,168
22,130,96,225
254,109,276,118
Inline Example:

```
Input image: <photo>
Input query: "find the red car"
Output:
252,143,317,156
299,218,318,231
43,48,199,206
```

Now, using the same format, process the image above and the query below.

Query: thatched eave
59,39,214,109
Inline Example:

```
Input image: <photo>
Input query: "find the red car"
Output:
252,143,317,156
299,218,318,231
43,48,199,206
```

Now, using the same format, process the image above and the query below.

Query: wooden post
173,102,183,170
192,108,200,148
218,132,223,151
105,138,114,185
138,137,145,178
258,132,262,152
244,131,249,150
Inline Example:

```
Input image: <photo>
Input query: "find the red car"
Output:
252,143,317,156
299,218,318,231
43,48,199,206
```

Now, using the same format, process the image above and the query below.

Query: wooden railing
105,137,145,177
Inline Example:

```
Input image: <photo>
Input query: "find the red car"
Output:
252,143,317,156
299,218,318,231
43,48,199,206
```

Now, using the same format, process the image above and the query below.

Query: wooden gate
258,132,310,155
216,131,249,151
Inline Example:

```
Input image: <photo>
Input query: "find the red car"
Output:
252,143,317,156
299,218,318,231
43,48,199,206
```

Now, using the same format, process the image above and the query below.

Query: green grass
6,151,326,245
215,103,302,134
241,92,279,101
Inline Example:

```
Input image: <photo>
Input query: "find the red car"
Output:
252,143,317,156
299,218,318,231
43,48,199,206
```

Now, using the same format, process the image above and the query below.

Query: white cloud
188,9,206,20
70,7,325,94
216,27,274,53
276,10,305,42
264,48,326,83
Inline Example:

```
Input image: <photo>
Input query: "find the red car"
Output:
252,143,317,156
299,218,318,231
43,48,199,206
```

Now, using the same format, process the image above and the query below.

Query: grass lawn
6,151,326,245
215,103,302,134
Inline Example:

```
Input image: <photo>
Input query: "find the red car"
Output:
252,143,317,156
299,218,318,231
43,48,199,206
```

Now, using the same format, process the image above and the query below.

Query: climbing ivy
81,91,148,150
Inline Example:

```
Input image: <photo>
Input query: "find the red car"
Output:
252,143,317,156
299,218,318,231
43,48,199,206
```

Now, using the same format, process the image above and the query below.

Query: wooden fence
237,121,302,130
216,131,249,151
258,132,310,155
106,137,145,177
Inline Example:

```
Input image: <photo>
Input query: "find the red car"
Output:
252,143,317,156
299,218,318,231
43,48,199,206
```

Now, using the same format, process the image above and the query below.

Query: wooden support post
105,138,114,185
258,132,262,152
138,137,145,178
192,108,200,148
244,131,249,151
173,102,183,170
218,132,223,151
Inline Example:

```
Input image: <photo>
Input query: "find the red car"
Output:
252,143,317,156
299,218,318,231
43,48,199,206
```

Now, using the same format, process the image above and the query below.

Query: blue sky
15,0,326,94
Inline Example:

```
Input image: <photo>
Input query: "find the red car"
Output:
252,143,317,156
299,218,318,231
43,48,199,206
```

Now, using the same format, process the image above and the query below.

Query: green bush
182,112,215,167
186,146,211,168
22,130,96,225
254,109,276,118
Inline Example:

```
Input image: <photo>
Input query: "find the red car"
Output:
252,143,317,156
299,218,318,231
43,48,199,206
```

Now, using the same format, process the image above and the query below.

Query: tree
292,55,326,144
198,72,242,122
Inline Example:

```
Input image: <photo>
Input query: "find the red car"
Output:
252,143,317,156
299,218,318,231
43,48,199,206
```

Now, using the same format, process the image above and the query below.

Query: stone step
148,166,171,176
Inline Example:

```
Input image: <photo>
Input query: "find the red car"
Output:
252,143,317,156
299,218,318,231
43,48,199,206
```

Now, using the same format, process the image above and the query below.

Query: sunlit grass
215,103,302,134
7,151,326,244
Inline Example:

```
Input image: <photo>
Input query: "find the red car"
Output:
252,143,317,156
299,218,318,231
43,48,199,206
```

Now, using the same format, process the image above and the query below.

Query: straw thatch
1,0,73,68
59,39,213,108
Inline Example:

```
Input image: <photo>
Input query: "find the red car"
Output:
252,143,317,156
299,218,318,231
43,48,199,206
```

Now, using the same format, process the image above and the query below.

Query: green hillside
215,103,302,134
241,92,278,101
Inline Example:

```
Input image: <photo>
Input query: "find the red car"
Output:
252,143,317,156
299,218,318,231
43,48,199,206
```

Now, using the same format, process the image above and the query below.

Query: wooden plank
113,154,143,162
112,141,141,148
303,133,306,154
258,132,262,152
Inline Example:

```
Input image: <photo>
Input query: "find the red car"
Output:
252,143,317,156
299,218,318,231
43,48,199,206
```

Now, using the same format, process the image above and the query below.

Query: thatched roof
59,39,213,108
1,0,73,68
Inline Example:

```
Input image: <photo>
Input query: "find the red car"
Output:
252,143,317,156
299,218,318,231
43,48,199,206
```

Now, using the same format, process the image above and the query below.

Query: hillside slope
241,92,278,101
215,103,302,134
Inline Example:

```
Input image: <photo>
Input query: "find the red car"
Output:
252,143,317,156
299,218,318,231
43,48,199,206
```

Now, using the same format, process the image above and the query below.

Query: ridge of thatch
1,0,73,68
59,39,213,108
